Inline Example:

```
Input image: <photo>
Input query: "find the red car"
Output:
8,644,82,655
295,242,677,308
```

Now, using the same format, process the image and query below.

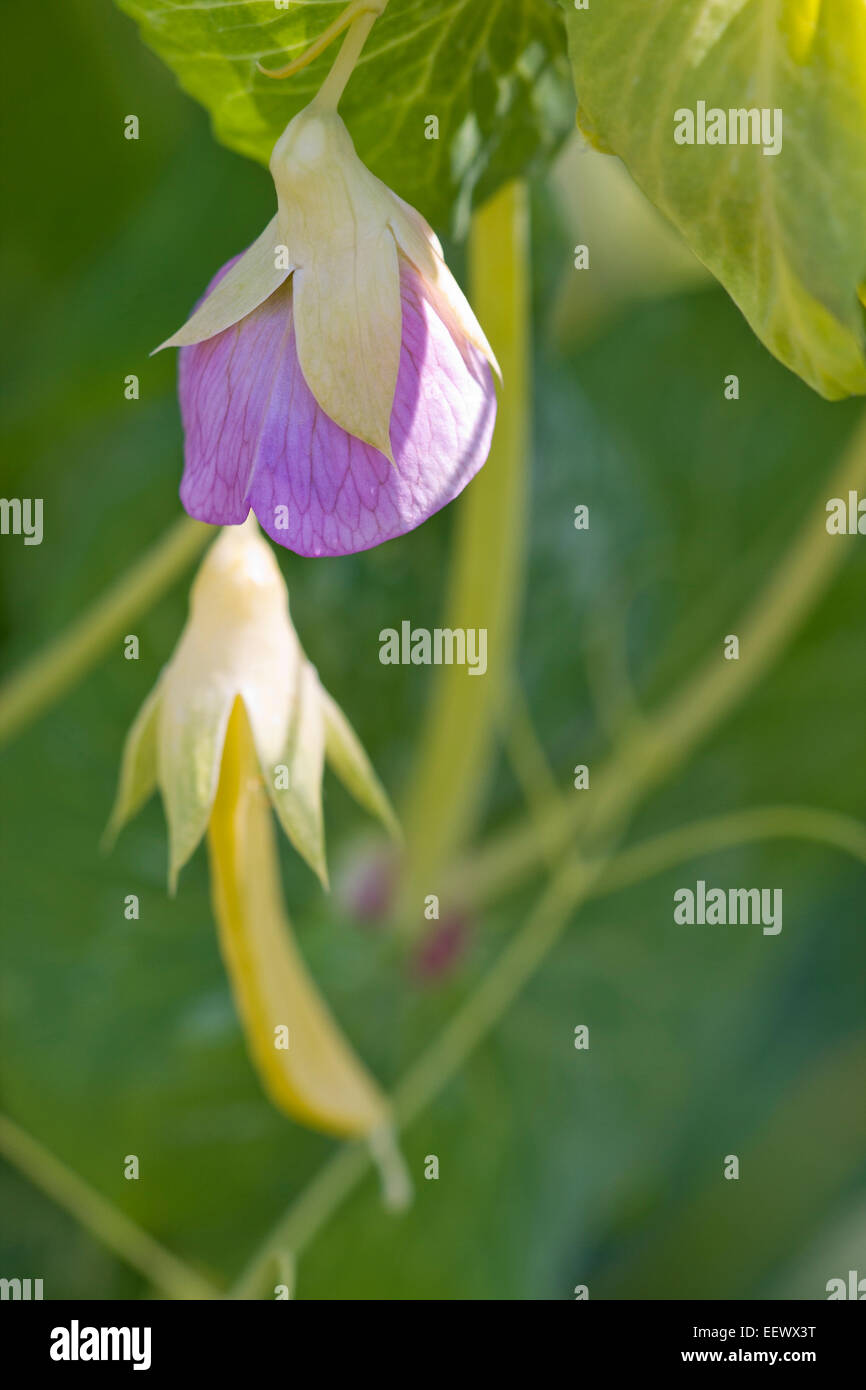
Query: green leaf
563,0,866,399
113,0,573,230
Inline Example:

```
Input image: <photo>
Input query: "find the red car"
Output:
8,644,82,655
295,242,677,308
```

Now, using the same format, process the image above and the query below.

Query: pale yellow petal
292,232,400,460
155,521,296,890
103,679,163,848
269,108,402,457
263,659,328,887
158,674,234,893
388,195,501,379
155,216,291,352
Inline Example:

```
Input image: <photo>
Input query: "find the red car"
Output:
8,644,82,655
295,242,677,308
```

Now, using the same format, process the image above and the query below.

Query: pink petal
177,256,497,557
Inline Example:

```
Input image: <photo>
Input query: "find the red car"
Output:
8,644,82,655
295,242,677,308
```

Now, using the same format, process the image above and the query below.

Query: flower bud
157,104,499,557
106,517,397,890
106,518,400,1141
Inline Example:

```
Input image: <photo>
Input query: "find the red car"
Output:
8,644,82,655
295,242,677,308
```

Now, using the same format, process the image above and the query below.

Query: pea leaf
563,0,866,399
114,0,573,230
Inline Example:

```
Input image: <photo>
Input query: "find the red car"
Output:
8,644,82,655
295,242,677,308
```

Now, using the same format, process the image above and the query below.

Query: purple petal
178,256,497,557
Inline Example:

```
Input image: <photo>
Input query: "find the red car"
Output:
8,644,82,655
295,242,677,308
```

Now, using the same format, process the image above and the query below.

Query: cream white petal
108,517,398,890
387,194,501,380
264,658,328,887
270,108,402,457
155,216,292,352
103,679,163,848
388,190,445,260
158,675,235,893
181,520,295,765
156,521,295,889
292,232,401,461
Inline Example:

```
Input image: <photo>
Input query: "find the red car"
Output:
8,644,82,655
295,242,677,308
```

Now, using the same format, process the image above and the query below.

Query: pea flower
106,518,405,1143
157,102,499,558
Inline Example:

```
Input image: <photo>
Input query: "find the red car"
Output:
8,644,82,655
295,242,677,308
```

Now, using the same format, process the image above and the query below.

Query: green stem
261,1,386,92
313,5,385,110
398,181,530,926
391,857,602,1127
231,1143,370,1298
448,411,866,909
0,517,210,749
593,804,866,897
230,794,866,1296
501,681,564,864
231,854,601,1297
0,1114,220,1300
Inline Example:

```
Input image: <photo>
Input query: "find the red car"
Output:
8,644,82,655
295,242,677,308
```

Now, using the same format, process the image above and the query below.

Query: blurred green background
1,0,864,1300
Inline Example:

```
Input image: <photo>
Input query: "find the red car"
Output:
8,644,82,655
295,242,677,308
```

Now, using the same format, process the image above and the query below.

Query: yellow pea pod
207,698,390,1139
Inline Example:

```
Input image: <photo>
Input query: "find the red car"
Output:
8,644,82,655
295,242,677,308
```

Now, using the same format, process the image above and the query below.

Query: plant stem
230,854,601,1296
593,803,866,896
398,181,530,928
501,681,565,868
313,5,385,110
259,1,387,86
391,857,601,1126
0,1114,219,1300
0,517,210,749
230,789,866,1296
448,411,866,909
